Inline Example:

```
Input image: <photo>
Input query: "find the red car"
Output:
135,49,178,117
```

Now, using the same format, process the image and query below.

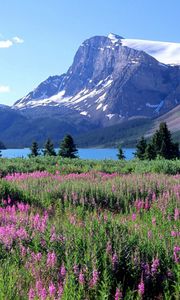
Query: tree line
117,122,180,160
0,122,179,160
29,134,78,158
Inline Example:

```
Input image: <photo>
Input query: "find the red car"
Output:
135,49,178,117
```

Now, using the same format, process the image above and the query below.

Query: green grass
0,157,179,299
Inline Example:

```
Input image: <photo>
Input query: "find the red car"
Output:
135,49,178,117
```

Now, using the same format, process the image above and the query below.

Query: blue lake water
0,148,135,160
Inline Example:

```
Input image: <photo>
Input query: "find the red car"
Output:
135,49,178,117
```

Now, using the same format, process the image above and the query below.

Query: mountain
1,33,180,148
13,34,180,126
0,105,96,148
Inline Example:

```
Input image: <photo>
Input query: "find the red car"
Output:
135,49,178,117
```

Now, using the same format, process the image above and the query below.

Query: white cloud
0,40,13,48
0,36,24,48
12,36,24,44
0,85,10,93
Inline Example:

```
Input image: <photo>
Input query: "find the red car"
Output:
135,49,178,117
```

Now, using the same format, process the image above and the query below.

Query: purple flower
138,279,145,296
79,270,85,285
115,288,122,300
151,258,159,275
174,208,179,221
132,213,136,221
90,268,99,288
28,288,35,300
46,251,57,268
173,245,180,263
40,288,47,300
60,263,66,278
112,252,118,269
49,282,56,297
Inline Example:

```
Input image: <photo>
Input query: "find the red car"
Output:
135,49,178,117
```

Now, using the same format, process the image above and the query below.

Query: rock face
13,34,180,126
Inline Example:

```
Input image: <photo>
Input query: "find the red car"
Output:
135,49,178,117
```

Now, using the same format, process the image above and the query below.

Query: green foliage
117,145,125,160
59,134,78,158
75,118,152,148
135,123,180,160
135,136,147,160
152,122,179,159
0,156,180,179
144,142,156,160
43,138,56,156
0,165,179,298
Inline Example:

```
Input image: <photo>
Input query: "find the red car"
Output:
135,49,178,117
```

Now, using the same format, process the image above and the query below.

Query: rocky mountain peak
13,34,180,125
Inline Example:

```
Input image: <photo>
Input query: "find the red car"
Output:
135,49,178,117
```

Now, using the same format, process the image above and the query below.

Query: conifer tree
29,141,40,157
135,136,147,160
117,145,125,160
59,134,78,158
151,122,179,159
145,142,156,160
43,138,56,156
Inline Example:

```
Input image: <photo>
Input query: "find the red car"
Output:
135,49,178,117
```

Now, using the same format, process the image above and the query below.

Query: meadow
0,157,179,299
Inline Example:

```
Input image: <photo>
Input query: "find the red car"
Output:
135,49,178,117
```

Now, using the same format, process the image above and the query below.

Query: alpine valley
1,33,180,148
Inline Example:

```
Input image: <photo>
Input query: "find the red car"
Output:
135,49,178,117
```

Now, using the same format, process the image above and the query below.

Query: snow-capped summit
106,34,180,65
107,33,124,43
121,38,180,65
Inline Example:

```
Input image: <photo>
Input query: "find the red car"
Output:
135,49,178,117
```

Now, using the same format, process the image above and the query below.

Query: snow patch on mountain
120,38,180,65
106,114,115,120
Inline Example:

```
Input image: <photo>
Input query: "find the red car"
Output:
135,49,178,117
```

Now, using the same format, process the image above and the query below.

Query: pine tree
151,122,179,159
0,150,2,158
135,136,147,160
29,141,40,157
117,145,125,160
43,138,56,156
59,134,78,158
171,142,180,159
145,143,156,160
151,130,162,157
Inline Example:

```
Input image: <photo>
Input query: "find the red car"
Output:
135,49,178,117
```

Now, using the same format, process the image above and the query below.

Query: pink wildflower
138,279,145,296
46,251,57,268
49,282,56,297
57,283,64,298
152,217,156,225
40,288,47,300
132,213,136,221
148,231,152,239
73,264,79,276
112,252,118,269
174,208,179,221
79,270,85,285
60,263,66,278
90,268,99,288
151,258,159,275
28,288,35,300
115,288,122,300
173,246,180,263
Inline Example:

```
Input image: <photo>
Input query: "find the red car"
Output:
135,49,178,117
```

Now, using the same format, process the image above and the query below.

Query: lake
0,148,135,160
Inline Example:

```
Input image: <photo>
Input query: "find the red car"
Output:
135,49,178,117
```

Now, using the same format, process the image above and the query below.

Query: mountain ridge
13,34,180,124
1,33,180,147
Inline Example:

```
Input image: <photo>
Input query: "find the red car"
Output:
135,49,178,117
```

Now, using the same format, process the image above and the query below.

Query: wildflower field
0,157,179,299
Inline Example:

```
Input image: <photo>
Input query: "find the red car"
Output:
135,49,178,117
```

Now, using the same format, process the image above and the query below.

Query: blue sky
0,0,180,105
